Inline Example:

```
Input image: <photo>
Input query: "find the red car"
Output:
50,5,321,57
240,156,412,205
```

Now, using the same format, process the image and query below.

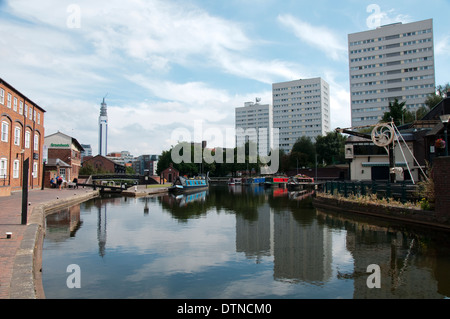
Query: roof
45,158,71,168
83,155,126,168
421,97,450,121
45,131,84,151
425,123,444,137
0,77,46,113
362,162,407,167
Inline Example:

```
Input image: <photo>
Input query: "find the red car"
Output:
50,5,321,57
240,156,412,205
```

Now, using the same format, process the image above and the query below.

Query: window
33,110,36,122
13,97,18,112
0,88,4,104
0,158,7,179
7,93,11,108
25,131,30,148
24,104,28,117
14,126,20,146
59,168,66,180
34,133,39,151
32,161,38,178
19,101,23,115
37,113,40,125
13,160,19,179
1,121,9,142
29,107,32,120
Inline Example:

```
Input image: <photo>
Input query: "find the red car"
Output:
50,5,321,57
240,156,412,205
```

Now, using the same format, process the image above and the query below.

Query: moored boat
287,174,314,190
169,173,209,194
227,177,242,185
264,176,289,187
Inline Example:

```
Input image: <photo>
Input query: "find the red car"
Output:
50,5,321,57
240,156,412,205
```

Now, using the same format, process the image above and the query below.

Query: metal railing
1,174,9,186
323,180,419,203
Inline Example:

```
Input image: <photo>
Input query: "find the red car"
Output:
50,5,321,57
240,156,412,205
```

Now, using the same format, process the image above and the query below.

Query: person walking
57,175,63,190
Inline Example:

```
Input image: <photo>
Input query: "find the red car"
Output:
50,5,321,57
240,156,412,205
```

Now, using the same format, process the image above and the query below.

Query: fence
324,180,420,203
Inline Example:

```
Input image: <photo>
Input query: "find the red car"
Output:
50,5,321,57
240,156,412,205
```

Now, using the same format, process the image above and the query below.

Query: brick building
0,78,45,196
161,163,179,183
44,131,84,187
82,154,126,174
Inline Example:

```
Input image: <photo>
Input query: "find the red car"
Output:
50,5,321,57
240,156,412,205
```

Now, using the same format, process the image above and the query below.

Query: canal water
42,185,450,299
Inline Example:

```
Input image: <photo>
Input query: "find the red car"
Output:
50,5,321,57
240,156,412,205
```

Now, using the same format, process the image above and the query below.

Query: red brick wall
47,147,82,182
161,165,179,183
83,155,116,173
0,79,45,191
432,157,450,216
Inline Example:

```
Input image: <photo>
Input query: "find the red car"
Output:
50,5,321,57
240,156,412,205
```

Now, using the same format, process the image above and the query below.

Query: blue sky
1,0,449,156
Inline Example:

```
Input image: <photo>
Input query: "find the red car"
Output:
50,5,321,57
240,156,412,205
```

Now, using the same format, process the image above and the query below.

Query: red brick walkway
0,187,97,298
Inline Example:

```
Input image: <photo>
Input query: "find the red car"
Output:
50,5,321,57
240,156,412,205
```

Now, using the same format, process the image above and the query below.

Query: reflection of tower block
345,145,354,160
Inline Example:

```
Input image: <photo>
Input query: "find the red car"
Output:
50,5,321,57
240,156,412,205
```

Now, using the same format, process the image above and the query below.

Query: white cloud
1,0,356,156
436,35,450,56
323,72,351,131
277,14,348,61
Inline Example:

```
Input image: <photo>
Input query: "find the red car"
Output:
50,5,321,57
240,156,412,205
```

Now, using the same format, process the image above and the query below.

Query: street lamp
440,114,450,157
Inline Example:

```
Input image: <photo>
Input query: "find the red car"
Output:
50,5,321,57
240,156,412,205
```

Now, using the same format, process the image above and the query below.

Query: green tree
381,98,406,126
79,162,96,175
424,83,450,109
125,166,135,175
290,136,316,168
315,132,347,165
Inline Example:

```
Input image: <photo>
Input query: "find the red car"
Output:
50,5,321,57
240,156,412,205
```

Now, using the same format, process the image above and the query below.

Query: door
371,166,389,181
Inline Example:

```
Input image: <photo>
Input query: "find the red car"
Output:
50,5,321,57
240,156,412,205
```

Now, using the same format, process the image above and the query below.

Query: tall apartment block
349,19,435,127
235,100,273,156
272,77,330,154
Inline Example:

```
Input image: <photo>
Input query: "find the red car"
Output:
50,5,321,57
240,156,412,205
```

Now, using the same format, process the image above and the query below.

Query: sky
1,0,449,156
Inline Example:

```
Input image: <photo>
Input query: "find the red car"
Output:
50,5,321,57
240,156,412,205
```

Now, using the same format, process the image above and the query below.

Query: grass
145,184,172,188
317,192,422,210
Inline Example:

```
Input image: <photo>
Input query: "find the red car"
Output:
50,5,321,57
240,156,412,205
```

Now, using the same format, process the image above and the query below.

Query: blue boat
169,173,209,194
241,177,265,185
253,177,266,185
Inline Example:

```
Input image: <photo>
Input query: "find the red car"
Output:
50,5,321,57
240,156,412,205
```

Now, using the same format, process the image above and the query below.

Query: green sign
51,143,70,147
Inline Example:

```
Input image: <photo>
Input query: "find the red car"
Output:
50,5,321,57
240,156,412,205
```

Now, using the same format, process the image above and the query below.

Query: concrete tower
348,19,435,127
99,97,108,156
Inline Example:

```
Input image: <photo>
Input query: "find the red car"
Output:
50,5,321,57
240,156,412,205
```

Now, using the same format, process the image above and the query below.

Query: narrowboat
227,177,242,185
253,177,266,185
242,177,266,185
169,174,209,194
287,174,315,190
264,176,289,187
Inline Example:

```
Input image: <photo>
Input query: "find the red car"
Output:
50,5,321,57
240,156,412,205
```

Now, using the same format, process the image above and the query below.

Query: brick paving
0,187,98,299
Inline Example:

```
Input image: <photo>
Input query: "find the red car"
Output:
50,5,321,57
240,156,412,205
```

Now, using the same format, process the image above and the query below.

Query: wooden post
389,143,395,183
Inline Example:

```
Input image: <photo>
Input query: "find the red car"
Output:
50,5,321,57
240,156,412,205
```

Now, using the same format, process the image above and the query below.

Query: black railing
324,180,419,203
1,174,9,186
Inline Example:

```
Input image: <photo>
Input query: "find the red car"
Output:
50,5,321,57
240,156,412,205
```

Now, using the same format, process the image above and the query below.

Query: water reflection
43,186,450,299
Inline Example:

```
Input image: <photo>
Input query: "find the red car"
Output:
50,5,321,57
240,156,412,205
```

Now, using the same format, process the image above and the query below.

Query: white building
272,77,330,154
80,144,92,161
235,99,273,156
349,19,435,127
